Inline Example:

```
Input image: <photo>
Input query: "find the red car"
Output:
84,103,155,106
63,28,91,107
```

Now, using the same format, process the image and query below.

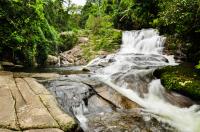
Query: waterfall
120,29,165,54
87,29,200,132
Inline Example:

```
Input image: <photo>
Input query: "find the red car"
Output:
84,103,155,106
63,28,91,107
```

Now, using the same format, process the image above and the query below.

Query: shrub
59,31,78,52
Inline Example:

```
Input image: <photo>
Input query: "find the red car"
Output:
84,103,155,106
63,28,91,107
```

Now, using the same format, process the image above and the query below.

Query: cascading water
120,30,164,54
86,29,200,132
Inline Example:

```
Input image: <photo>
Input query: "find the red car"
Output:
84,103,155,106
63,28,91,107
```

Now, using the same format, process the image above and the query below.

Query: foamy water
87,29,200,132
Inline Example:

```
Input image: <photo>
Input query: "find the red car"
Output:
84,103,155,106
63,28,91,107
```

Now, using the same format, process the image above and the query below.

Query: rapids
43,29,200,132
86,29,200,132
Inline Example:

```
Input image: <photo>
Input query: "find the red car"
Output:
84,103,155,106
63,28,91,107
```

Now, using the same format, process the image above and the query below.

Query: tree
0,0,59,66
158,0,200,62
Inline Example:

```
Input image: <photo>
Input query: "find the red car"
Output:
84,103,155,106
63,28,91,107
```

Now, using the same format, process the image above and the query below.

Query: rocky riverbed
41,71,176,132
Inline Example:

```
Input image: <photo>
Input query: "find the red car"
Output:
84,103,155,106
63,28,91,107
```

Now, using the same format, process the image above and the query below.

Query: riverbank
0,71,77,132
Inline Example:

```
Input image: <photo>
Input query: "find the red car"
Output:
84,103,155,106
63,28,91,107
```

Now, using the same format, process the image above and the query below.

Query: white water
72,101,88,131
120,30,164,54
88,29,200,132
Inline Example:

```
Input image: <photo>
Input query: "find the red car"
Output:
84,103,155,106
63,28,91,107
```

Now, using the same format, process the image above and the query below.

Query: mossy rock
154,65,200,100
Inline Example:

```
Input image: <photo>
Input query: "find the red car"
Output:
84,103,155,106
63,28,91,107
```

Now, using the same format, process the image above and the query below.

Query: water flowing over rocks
43,73,175,132
1,29,200,132
46,29,199,132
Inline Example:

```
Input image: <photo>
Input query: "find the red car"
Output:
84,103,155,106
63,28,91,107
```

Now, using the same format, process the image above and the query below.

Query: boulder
1,61,15,67
60,45,87,66
46,55,60,66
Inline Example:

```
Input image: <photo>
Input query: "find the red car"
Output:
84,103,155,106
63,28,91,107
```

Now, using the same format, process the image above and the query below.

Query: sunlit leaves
158,0,200,34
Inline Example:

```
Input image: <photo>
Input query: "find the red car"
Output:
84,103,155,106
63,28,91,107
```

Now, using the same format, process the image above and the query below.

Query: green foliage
158,0,200,35
0,0,60,66
164,35,191,56
82,4,122,61
82,29,122,61
43,0,70,31
1,0,200,67
59,31,78,52
0,0,84,67
91,29,121,52
86,15,113,34
80,2,99,28
196,62,200,69
157,0,200,62
82,0,160,30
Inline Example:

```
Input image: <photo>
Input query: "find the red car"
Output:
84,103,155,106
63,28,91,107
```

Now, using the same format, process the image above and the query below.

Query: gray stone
88,111,175,132
60,44,87,66
46,55,59,66
95,85,139,109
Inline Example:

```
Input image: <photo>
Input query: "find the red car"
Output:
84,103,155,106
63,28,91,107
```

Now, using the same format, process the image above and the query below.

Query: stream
41,29,200,132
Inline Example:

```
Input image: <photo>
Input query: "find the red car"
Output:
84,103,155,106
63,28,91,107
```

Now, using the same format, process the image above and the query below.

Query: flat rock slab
24,78,77,131
15,78,59,130
0,73,19,130
23,78,50,95
0,71,76,131
0,88,17,130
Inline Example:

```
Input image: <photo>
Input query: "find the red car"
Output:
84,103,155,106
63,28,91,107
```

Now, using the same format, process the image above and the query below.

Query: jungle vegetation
0,0,200,67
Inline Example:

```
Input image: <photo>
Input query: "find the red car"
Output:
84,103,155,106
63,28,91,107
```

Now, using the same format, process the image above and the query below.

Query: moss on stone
154,65,200,100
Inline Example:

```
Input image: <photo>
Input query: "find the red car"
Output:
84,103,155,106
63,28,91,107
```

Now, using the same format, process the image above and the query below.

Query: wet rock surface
42,73,176,132
87,110,175,132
